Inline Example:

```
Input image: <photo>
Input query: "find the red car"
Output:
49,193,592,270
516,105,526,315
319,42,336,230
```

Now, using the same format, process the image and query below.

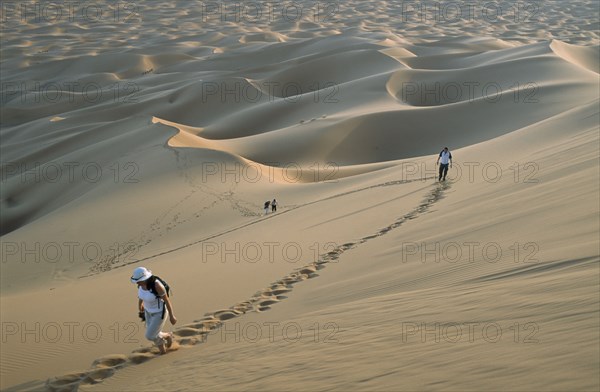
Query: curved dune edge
549,40,600,74
146,38,598,168
153,116,397,183
45,179,449,391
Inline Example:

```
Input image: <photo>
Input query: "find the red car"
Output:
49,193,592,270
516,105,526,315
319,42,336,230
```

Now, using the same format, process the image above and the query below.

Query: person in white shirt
131,267,177,354
436,147,452,181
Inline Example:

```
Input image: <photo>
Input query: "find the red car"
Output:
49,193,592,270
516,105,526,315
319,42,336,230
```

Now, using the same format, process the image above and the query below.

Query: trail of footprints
46,181,449,391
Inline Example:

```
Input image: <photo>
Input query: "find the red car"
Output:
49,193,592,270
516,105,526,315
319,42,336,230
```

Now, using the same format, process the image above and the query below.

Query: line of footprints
46,181,449,391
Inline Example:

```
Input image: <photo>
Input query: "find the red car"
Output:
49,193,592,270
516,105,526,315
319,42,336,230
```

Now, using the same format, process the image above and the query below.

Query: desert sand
1,0,599,391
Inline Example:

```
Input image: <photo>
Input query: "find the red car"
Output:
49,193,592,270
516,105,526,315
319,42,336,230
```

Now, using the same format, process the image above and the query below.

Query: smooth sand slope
1,1,599,391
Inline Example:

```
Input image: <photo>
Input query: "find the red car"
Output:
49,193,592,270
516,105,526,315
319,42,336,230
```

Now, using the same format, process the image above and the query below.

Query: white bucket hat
131,267,152,283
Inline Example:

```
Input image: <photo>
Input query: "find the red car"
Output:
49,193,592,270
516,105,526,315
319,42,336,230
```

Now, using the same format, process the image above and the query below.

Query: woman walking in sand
131,267,177,354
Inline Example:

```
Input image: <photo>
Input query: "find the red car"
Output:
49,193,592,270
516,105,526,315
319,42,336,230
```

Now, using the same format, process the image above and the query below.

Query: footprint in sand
131,346,154,354
46,372,87,391
173,327,205,337
82,367,116,385
192,318,222,330
259,299,280,307
177,336,206,346
91,354,128,368
299,265,318,274
213,309,243,320
128,352,155,364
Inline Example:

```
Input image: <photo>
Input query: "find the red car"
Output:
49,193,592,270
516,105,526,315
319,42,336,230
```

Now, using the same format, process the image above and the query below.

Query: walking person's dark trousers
438,163,449,181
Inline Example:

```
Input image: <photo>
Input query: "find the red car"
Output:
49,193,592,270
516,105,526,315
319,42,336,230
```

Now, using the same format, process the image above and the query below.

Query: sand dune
1,0,598,391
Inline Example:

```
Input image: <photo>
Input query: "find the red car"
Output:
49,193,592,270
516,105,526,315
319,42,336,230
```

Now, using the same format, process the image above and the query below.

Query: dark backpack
149,276,171,319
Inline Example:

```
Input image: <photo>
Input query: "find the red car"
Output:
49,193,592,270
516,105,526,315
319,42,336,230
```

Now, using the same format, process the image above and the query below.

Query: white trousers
144,308,169,346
